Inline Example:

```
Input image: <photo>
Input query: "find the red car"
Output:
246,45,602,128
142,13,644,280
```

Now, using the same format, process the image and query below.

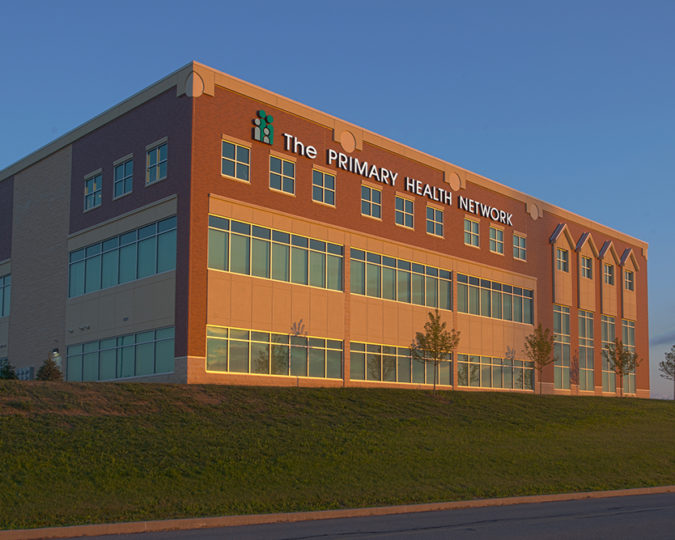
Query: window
270,156,295,194
395,196,414,228
83,173,102,211
553,305,571,389
457,354,534,391
489,226,504,254
350,341,451,386
221,140,250,181
207,326,342,379
556,248,569,272
361,185,381,218
68,216,177,298
581,256,593,279
513,234,527,261
601,315,616,392
113,158,133,198
0,274,10,317
604,263,615,285
350,249,451,310
208,216,343,291
146,142,167,185
578,310,594,391
456,274,533,324
426,206,443,236
464,218,479,247
312,170,335,206
622,320,636,394
67,327,174,381
624,270,634,291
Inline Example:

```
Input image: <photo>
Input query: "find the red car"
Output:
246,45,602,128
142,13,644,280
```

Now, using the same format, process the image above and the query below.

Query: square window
513,234,527,260
426,206,443,236
114,158,133,198
489,226,504,254
312,170,335,205
270,156,295,194
395,196,414,228
221,140,250,181
146,143,167,185
84,173,102,211
624,270,634,291
556,248,569,272
604,263,615,285
581,256,593,279
361,185,381,219
464,218,479,247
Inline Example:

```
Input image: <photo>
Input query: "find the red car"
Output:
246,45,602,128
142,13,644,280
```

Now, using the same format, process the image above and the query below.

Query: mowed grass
0,382,674,530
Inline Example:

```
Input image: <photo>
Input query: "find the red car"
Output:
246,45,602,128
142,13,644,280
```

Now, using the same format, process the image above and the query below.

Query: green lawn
1,381,674,530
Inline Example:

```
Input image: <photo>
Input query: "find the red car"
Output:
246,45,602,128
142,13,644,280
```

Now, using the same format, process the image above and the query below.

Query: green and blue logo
252,110,274,145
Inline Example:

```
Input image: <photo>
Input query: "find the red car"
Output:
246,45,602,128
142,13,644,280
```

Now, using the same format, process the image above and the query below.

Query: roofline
0,60,648,251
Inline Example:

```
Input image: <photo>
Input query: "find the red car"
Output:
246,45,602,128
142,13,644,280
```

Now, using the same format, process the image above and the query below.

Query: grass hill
1,381,674,530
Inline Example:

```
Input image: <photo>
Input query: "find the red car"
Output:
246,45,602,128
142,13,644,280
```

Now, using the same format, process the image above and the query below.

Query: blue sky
1,1,673,397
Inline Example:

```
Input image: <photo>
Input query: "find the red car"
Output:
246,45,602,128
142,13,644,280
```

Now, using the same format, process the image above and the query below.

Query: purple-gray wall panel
0,177,13,261
70,89,192,358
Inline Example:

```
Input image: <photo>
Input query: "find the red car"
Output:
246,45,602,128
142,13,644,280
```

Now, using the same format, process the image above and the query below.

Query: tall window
350,249,451,310
68,216,177,298
601,315,616,392
622,320,636,394
581,256,593,279
67,327,174,381
456,274,533,324
556,248,569,272
221,140,250,181
83,173,102,211
312,170,335,206
578,310,594,391
553,305,571,389
207,326,343,379
361,185,381,218
624,270,634,291
113,158,133,198
604,263,615,285
208,216,343,291
146,142,167,185
489,226,504,254
464,218,479,247
0,274,10,317
426,206,443,237
395,196,414,228
270,156,295,194
513,234,527,261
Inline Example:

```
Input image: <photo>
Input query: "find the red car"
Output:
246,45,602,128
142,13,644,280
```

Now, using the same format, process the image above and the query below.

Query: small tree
0,358,18,380
523,324,555,395
36,356,63,381
410,310,460,394
603,338,640,397
657,345,675,400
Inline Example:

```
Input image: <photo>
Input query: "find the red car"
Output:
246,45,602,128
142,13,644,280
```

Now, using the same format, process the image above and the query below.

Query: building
0,62,649,396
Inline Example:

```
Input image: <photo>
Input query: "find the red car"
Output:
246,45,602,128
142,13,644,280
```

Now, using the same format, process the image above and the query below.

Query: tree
36,356,63,381
523,324,555,395
657,345,675,400
410,310,460,393
603,338,641,397
0,358,18,380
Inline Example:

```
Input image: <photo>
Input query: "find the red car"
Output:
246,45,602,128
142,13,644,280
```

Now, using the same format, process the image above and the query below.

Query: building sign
252,114,513,226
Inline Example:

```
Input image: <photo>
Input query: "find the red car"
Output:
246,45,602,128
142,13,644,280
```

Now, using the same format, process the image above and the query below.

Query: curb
2,485,674,539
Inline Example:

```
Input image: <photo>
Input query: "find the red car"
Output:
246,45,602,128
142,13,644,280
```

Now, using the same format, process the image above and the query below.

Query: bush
36,357,63,381
0,358,18,380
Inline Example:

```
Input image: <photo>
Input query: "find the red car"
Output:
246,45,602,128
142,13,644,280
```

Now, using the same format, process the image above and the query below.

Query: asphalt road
76,492,675,540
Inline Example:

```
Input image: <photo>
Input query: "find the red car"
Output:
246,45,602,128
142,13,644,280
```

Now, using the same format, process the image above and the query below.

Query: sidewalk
2,485,674,539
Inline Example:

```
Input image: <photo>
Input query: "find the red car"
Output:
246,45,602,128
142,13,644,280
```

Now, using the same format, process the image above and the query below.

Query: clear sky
1,0,673,398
